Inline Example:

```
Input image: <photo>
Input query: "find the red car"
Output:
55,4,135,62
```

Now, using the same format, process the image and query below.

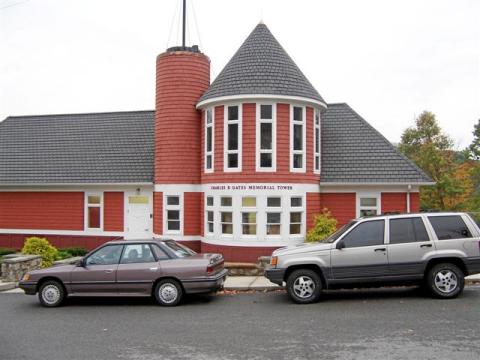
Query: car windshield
163,240,197,258
320,221,358,243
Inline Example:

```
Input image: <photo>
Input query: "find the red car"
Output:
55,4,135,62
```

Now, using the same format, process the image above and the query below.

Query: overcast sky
1,0,479,148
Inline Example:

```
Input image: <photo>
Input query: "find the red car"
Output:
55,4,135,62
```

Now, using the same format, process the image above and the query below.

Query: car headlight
270,256,278,267
22,273,30,281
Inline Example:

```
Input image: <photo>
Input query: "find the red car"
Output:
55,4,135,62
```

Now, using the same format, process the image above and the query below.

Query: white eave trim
0,182,154,187
319,182,435,186
197,94,328,111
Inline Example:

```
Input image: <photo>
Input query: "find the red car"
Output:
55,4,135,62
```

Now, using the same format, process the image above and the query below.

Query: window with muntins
220,196,233,235
359,196,379,217
224,105,241,171
241,196,257,235
291,106,306,171
165,195,181,233
257,104,276,171
314,109,320,173
204,195,305,241
205,108,214,172
289,196,303,235
206,196,214,234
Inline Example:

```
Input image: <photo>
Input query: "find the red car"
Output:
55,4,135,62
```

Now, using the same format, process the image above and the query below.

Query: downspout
406,184,411,213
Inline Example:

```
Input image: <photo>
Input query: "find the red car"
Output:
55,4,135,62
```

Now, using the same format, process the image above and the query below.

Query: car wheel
427,263,464,299
38,280,66,307
286,269,322,304
154,279,183,306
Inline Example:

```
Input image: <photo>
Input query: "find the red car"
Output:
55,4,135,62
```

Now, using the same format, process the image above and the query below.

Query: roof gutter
0,182,154,187
319,181,436,186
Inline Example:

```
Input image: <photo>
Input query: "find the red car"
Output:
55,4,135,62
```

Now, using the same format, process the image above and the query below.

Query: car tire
426,263,464,299
154,279,183,306
38,280,66,307
286,269,322,304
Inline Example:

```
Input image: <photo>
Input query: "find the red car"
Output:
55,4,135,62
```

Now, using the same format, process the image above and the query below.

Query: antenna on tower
182,0,186,48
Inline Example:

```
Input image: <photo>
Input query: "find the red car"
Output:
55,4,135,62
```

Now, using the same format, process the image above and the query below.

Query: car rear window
341,220,385,248
163,241,196,258
389,217,430,244
428,215,472,240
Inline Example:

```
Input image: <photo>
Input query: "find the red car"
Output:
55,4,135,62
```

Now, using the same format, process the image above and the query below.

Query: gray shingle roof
0,104,432,185
321,103,433,184
199,23,325,104
0,111,154,184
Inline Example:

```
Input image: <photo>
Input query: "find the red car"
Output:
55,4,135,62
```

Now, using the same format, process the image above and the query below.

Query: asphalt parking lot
1,286,479,360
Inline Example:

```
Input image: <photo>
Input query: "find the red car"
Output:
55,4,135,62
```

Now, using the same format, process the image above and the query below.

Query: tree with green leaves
398,111,463,210
467,119,480,160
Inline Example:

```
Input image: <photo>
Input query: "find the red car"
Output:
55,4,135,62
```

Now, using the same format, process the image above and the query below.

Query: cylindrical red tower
153,46,210,243
154,46,210,184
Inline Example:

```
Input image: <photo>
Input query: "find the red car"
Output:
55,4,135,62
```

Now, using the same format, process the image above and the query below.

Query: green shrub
21,237,58,268
61,247,88,257
305,209,338,243
56,250,71,260
0,247,16,256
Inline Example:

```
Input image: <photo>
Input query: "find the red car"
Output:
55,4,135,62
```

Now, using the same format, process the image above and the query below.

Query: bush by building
305,209,338,243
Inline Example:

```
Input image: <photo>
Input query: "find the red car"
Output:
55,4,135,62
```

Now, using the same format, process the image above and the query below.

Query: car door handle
104,269,114,274
420,244,432,248
374,248,386,252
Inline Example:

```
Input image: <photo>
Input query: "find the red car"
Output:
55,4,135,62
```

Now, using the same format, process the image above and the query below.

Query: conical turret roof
198,23,325,106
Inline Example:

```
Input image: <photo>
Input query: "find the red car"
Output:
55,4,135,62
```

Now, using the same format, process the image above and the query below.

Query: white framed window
224,104,242,172
204,194,306,242
220,196,233,235
289,196,303,235
357,193,381,218
314,109,320,174
266,196,282,236
85,193,103,230
165,195,182,234
290,105,306,172
241,196,257,236
205,108,214,172
206,195,214,234
256,103,276,171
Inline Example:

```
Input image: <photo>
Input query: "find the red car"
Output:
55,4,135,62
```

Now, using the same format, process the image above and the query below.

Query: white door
126,195,152,239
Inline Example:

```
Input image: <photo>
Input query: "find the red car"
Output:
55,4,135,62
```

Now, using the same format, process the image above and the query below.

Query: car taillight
207,260,224,274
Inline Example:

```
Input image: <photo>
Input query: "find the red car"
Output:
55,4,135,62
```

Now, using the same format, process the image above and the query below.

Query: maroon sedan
19,239,227,307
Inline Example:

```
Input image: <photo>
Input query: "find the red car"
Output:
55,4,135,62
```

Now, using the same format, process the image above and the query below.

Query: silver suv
265,212,480,304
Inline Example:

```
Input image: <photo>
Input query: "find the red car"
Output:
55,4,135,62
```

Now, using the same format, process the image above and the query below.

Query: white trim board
201,236,303,248
0,229,124,237
0,185,154,192
321,185,420,193
0,183,153,188
154,183,321,194
320,182,433,186
153,235,201,242
197,94,328,111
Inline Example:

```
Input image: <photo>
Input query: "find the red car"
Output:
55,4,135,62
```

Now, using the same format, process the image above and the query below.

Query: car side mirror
76,258,85,267
336,240,345,250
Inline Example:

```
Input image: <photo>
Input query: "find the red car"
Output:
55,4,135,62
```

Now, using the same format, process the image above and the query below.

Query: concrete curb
0,282,16,292
223,285,285,292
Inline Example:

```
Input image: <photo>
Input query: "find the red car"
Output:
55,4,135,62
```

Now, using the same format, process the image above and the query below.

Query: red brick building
0,24,432,262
